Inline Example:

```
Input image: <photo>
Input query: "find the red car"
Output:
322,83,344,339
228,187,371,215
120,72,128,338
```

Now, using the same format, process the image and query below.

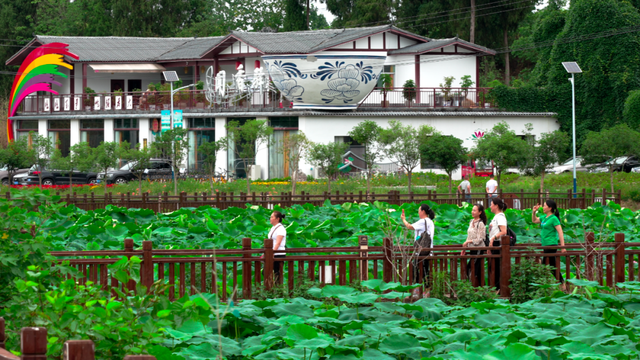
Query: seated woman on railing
532,200,566,287
461,204,487,285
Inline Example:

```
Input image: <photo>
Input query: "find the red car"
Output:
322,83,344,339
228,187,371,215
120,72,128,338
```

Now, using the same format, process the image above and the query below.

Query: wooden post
63,340,95,360
615,233,625,285
537,188,542,205
582,188,586,209
499,235,511,298
383,237,393,283
617,189,622,204
124,239,136,291
602,188,606,205
21,327,47,360
359,235,369,281
263,239,274,291
591,189,595,205
0,317,5,349
242,238,252,299
179,191,186,209
585,232,595,281
142,241,154,293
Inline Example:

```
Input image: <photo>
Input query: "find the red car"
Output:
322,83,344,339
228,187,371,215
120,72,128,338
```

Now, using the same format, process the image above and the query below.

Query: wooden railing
360,87,494,109
47,232,637,302
0,319,156,360
6,188,621,213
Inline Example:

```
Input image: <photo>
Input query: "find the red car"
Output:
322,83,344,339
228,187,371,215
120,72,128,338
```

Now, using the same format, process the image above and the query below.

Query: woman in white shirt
268,211,286,281
401,204,435,296
488,198,508,291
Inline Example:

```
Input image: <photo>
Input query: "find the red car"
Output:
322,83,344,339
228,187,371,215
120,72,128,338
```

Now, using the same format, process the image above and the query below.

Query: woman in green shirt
532,200,566,283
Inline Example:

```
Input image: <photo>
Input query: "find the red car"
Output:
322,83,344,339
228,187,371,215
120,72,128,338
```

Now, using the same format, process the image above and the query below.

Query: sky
315,0,554,28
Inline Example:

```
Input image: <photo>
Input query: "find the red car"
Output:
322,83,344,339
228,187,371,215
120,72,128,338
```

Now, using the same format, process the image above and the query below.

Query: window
48,120,71,157
16,120,38,145
188,118,215,170
115,119,139,150
80,120,104,148
269,117,298,129
227,117,256,178
376,65,395,87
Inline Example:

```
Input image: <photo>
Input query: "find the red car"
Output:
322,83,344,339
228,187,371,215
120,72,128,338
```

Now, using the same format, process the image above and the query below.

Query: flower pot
484,103,490,108
381,100,389,107
149,104,156,111
84,106,91,111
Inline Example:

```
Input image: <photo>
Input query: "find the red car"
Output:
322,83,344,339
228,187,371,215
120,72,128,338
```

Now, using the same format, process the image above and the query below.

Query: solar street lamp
163,71,194,128
562,62,582,198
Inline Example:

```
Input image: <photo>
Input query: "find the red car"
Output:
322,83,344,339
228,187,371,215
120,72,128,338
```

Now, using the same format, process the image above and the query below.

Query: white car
551,157,589,174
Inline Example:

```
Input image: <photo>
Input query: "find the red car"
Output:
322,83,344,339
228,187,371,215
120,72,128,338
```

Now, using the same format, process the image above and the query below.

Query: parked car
589,156,640,173
97,159,184,184
0,166,30,185
551,156,594,174
18,165,98,185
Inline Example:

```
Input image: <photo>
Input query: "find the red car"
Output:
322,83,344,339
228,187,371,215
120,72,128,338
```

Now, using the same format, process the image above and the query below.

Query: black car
97,159,180,184
19,165,98,186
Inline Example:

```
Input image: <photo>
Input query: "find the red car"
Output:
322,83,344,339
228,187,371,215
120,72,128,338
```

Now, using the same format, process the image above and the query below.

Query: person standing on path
401,204,435,297
458,175,472,203
488,198,507,291
461,204,487,285
268,211,287,282
486,174,498,206
532,200,566,286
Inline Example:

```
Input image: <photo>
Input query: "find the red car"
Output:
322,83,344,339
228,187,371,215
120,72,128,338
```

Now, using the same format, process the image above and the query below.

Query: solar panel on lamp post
562,62,582,199
162,71,194,129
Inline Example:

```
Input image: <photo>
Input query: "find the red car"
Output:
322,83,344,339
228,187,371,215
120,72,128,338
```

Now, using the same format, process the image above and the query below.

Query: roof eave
6,37,41,66
390,40,496,56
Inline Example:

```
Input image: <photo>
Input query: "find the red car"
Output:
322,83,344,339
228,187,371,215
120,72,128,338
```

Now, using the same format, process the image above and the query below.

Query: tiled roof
388,37,496,55
8,35,225,63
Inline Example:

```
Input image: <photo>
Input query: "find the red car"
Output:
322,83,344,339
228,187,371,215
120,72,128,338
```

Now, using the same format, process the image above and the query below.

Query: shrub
450,280,499,306
510,257,560,303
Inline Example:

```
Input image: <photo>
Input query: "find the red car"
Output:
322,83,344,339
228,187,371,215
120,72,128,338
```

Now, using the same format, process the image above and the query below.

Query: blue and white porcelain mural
263,55,386,110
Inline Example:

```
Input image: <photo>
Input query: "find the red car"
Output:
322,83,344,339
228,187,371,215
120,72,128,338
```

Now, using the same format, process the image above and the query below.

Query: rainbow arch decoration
6,43,79,142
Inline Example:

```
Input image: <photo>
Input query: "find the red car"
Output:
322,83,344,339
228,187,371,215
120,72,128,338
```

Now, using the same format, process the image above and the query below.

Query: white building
6,25,558,180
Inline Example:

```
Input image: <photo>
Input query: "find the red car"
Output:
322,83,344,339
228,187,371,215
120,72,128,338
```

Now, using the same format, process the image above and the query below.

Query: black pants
543,249,564,283
274,255,286,283
467,249,483,285
491,245,501,290
412,252,430,286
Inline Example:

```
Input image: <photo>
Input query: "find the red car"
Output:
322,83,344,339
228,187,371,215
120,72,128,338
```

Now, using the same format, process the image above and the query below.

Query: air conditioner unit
249,165,261,181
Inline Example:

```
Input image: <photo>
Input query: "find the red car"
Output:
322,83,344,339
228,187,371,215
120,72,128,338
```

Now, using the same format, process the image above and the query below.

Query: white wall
296,115,560,180
420,55,476,88
84,68,163,93
139,119,150,149
215,117,227,173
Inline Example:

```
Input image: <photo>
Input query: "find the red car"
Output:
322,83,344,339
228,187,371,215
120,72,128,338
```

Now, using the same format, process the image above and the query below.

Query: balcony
15,87,495,116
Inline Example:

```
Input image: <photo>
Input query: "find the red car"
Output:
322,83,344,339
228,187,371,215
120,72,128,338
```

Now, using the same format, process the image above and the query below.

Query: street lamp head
163,71,180,82
562,62,582,74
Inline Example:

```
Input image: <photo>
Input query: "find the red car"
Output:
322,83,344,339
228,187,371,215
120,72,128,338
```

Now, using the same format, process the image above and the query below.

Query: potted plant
379,74,393,107
195,81,206,108
83,87,96,110
439,76,455,106
459,75,474,107
402,79,416,105
147,84,157,110
113,89,123,109
131,88,141,110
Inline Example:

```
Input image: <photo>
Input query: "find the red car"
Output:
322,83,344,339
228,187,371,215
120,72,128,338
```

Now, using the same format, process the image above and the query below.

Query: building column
38,119,47,138
104,119,114,142
139,118,150,148
70,66,75,95
415,55,421,103
215,117,227,175
70,119,80,147
255,117,268,180
82,64,87,92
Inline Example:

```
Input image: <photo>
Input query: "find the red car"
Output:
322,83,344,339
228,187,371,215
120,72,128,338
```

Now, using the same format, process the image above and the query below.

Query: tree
283,0,307,31
472,122,530,185
279,131,310,195
152,128,190,196
348,120,382,196
532,130,569,191
50,142,94,195
378,121,434,192
198,139,225,195
29,135,55,188
580,124,640,193
307,141,349,192
623,90,640,130
325,0,392,28
124,144,154,194
93,141,129,197
225,119,273,193
420,133,468,193
0,136,34,185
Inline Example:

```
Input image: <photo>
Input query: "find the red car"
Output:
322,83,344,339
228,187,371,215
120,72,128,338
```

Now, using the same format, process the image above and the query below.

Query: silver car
551,157,589,174
0,166,30,185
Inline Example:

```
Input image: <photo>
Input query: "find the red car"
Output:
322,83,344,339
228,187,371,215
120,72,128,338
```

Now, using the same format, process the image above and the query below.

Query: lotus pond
36,199,640,251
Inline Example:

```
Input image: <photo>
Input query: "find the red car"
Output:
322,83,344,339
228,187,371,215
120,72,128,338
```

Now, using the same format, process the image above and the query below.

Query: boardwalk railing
6,188,621,213
0,318,156,360
48,232,637,302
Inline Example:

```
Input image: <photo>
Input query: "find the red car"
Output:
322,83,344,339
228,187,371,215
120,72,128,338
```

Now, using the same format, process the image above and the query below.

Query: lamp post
562,62,582,199
162,71,194,129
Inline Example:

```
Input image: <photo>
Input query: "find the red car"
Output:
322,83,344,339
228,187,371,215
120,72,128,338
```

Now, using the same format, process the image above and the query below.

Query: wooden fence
0,319,156,360
48,232,637,301
6,188,621,212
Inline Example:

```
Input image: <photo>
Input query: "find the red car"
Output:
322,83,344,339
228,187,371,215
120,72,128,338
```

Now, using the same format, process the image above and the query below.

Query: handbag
414,219,433,254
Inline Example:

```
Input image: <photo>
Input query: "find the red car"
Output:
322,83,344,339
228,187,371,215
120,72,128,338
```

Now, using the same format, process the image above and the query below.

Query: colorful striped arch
7,43,79,142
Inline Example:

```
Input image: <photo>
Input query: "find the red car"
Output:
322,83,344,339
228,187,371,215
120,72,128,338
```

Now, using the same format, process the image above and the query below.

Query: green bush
623,90,640,130
450,280,499,306
510,257,561,303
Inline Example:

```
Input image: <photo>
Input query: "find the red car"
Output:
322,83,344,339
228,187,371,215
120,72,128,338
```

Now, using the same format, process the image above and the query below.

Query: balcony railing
360,87,494,109
16,87,494,114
